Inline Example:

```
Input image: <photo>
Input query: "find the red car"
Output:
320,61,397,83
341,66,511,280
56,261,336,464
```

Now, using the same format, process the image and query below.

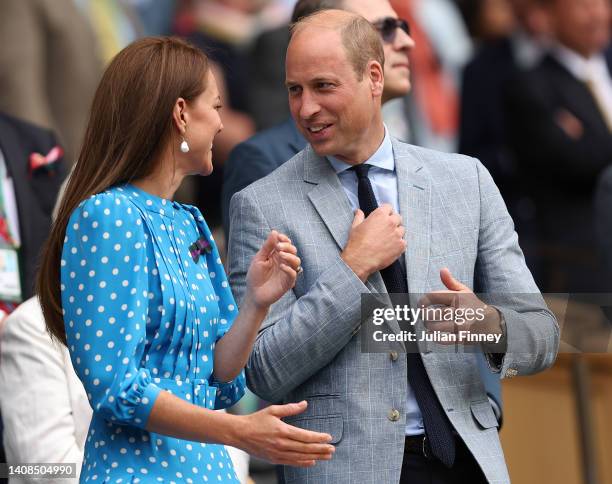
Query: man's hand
341,204,406,282
418,268,504,345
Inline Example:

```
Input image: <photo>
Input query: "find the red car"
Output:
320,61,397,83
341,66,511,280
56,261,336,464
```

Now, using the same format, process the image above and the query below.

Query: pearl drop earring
180,137,190,153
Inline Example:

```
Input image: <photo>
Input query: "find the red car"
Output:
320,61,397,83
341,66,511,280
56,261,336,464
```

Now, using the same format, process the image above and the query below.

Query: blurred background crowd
0,0,610,483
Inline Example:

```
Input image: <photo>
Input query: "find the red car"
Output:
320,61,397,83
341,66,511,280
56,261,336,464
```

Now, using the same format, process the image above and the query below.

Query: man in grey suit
229,9,559,484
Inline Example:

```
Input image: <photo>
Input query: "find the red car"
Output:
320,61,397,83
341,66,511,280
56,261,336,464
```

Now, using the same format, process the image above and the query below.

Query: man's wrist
482,307,507,354
340,250,369,282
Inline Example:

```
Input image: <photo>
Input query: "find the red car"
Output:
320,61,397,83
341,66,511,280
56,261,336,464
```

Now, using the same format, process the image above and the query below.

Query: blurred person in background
0,112,67,480
389,0,473,151
504,0,612,292
0,298,92,484
0,0,103,165
458,0,550,277
457,0,517,43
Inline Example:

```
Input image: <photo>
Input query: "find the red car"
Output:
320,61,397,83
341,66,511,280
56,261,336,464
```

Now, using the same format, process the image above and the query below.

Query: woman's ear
171,97,188,134
368,60,384,98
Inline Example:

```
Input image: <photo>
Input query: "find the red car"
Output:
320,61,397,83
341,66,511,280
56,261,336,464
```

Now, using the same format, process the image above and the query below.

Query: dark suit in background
595,165,612,292
222,117,504,424
460,36,543,283
221,118,306,237
0,112,67,475
505,54,612,292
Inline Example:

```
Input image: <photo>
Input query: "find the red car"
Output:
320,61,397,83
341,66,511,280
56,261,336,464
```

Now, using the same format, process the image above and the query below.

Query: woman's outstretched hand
235,401,335,467
247,230,301,308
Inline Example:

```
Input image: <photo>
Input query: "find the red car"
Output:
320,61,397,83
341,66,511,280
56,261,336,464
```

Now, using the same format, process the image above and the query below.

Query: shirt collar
121,183,180,218
551,42,608,82
326,125,394,175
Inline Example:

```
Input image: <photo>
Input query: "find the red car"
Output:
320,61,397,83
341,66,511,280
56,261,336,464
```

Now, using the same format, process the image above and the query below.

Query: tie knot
351,163,371,179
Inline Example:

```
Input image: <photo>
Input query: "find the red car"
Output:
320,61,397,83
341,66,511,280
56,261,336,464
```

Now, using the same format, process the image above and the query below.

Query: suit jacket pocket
470,399,499,429
284,414,344,444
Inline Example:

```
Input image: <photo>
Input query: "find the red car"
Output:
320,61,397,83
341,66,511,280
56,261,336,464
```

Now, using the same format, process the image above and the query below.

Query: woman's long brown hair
37,37,210,346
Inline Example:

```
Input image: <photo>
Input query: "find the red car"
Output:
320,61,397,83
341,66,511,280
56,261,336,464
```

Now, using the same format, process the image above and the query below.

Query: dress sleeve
203,222,245,409
61,193,161,428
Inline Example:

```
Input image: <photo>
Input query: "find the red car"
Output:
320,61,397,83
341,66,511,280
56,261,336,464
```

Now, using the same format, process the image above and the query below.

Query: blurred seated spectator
457,0,517,43
0,112,67,480
0,298,92,483
458,0,550,273
504,0,612,292
0,0,102,164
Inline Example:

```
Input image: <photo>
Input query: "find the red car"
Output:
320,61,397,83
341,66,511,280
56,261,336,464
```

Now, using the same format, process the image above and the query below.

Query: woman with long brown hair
37,37,334,482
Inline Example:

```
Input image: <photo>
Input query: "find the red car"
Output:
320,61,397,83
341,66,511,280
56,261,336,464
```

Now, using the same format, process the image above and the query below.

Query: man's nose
299,91,321,119
395,28,416,52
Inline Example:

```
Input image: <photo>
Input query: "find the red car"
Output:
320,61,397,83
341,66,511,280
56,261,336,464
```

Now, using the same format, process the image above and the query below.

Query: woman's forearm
213,294,268,382
147,390,241,446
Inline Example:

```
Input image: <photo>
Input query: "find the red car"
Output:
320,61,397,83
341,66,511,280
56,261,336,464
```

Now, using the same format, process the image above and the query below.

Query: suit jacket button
388,409,400,422
504,368,518,378
390,351,399,361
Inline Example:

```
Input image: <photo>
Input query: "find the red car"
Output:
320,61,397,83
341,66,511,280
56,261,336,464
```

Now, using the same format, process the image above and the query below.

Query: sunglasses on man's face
372,17,411,43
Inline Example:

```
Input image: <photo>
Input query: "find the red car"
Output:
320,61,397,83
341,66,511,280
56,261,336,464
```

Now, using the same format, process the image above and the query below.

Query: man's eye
288,86,302,94
318,83,333,89
215,104,223,110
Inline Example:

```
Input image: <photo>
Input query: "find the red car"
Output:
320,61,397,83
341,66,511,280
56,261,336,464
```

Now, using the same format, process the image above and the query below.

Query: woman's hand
234,401,335,467
246,231,301,309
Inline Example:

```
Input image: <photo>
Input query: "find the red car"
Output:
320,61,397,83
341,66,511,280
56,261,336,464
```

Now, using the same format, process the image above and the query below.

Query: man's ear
171,97,188,134
368,60,384,98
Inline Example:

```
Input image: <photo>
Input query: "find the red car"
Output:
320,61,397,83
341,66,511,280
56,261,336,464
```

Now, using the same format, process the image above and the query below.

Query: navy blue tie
351,163,456,468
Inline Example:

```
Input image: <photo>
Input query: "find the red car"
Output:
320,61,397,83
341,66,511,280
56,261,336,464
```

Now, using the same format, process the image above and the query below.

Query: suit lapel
393,138,431,300
545,56,610,133
303,145,387,296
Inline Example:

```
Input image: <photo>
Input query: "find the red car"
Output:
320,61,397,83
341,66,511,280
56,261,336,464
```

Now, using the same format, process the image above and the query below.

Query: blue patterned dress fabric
61,184,245,483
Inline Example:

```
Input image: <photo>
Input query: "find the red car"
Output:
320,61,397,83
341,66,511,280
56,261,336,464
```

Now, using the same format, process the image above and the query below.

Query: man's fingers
418,292,457,308
440,267,469,291
352,209,365,227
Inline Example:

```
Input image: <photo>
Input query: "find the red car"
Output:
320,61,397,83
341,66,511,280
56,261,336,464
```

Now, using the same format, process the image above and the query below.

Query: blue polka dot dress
61,184,245,483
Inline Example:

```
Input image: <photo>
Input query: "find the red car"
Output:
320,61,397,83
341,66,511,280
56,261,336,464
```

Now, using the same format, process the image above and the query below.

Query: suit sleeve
473,159,560,377
228,188,369,403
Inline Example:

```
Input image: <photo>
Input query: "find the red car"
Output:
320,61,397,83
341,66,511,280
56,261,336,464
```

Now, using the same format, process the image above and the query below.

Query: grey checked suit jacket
228,138,559,484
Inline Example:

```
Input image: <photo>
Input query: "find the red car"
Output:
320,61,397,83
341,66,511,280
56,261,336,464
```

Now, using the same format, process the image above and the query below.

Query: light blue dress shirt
327,127,425,436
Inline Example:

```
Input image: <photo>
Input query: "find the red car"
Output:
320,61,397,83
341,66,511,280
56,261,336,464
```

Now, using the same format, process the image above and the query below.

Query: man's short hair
290,10,385,81
291,0,344,23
